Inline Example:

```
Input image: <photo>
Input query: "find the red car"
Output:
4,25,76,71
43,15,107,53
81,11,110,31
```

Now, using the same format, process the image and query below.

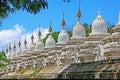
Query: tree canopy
0,0,48,19
0,0,71,25
0,52,8,68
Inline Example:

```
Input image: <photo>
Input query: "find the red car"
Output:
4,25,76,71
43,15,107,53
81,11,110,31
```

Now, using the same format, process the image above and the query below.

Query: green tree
83,23,91,37
52,32,60,43
107,21,115,34
0,0,71,25
68,31,72,38
108,25,115,34
0,0,48,25
0,52,8,68
42,34,48,45
0,0,48,19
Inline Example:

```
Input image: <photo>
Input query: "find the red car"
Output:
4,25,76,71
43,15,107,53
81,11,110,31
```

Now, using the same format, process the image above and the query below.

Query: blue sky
1,0,120,31
0,0,120,49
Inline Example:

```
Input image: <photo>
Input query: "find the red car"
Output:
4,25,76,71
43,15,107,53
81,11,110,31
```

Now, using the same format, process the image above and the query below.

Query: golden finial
49,20,53,34
13,40,16,49
24,34,27,47
61,12,66,29
38,26,41,40
31,30,34,43
77,0,82,22
9,42,11,50
18,37,21,48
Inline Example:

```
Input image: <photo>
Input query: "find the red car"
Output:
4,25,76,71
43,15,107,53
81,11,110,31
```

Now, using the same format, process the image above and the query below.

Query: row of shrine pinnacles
1,3,120,79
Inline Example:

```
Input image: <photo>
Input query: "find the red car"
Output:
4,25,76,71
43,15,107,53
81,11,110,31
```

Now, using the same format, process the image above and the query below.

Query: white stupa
27,31,35,53
11,41,16,59
58,13,69,44
79,10,110,63
112,12,120,30
16,39,21,57
21,36,28,56
90,10,109,36
8,43,12,59
34,27,44,51
45,24,55,48
5,46,9,59
66,6,86,62
116,12,120,26
40,21,55,57
71,8,86,39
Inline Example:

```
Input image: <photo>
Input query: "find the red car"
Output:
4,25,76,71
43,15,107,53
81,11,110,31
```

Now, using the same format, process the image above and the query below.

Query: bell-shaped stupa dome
91,10,108,35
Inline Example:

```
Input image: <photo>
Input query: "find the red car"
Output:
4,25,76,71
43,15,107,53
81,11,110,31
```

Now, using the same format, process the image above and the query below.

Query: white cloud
0,24,49,51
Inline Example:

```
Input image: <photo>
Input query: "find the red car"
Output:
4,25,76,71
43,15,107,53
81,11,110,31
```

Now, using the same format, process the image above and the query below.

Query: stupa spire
77,0,82,22
31,30,34,44
9,42,11,51
6,45,8,53
49,20,53,34
116,12,120,26
24,34,27,48
38,26,41,40
98,8,101,15
119,12,120,23
13,40,16,53
61,12,66,29
18,37,21,48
